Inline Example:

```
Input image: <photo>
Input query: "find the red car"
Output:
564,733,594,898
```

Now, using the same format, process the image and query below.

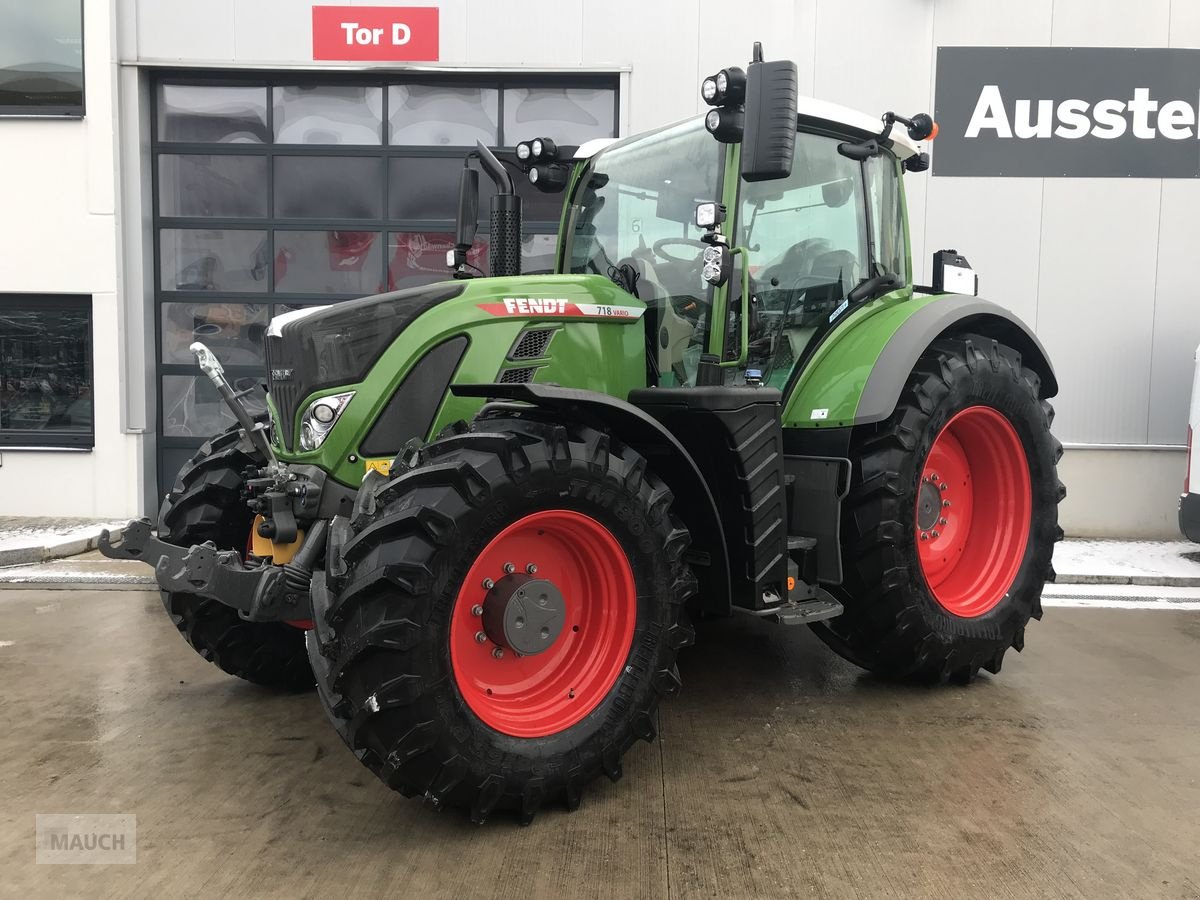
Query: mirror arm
718,247,753,369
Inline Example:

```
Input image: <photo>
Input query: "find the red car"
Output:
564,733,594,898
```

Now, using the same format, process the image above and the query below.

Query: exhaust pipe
474,141,523,278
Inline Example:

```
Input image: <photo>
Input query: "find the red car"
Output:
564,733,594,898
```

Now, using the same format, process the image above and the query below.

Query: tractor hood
264,282,465,448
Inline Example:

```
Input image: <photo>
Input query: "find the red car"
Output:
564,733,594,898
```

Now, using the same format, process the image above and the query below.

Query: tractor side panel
780,292,1057,430
274,274,648,487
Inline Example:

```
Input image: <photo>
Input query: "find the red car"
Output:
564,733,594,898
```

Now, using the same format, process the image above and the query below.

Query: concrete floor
1,590,1198,900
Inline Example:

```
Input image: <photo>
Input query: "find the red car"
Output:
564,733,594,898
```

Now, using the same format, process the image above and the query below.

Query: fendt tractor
103,46,1064,824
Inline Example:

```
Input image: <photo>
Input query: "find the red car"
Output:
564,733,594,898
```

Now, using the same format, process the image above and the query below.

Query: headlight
701,77,718,103
299,391,354,451
516,141,532,161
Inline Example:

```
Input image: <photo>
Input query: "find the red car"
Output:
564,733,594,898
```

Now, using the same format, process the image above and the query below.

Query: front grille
497,366,538,384
264,334,301,450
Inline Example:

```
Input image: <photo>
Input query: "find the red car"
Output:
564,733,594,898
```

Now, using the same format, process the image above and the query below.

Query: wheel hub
482,573,566,656
916,480,943,532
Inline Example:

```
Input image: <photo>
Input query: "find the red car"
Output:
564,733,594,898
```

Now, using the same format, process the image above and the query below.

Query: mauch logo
965,85,1199,141
934,46,1200,177
36,814,136,865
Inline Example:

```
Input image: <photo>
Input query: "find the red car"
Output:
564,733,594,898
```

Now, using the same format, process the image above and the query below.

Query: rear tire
310,414,696,823
817,334,1065,683
158,422,313,692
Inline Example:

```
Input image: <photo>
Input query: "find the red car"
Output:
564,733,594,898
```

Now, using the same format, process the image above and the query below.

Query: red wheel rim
449,510,637,738
915,406,1032,617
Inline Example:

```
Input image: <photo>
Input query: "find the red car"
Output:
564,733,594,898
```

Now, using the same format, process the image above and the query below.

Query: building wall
0,0,147,518
94,0,1200,535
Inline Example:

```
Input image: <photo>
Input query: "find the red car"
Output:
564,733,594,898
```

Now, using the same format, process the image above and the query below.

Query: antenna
752,42,764,63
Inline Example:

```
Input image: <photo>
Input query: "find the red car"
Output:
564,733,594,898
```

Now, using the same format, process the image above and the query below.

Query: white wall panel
1050,0,1170,46
933,0,1053,47
582,0,698,133
1035,179,1161,444
137,0,235,60
1146,180,1200,445
465,0,580,68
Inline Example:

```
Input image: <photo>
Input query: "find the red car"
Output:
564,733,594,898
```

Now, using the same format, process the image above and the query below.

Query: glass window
159,229,270,293
274,156,383,219
865,153,908,285
160,302,268,365
503,87,615,146
0,0,83,115
0,296,92,447
389,84,499,146
157,85,268,143
273,85,383,144
158,155,268,218
566,119,721,386
274,230,383,294
162,373,264,438
389,157,476,223
735,132,868,385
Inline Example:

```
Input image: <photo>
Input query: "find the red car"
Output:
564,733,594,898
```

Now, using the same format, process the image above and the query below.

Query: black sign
933,47,1200,177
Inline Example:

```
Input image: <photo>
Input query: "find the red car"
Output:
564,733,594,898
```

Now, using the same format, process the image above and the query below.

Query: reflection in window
273,85,383,144
389,85,499,146
0,296,92,446
157,85,268,143
504,88,615,146
274,231,383,294
0,0,83,114
160,229,270,293
162,374,265,438
160,302,268,365
158,155,268,218
274,156,383,219
387,232,559,289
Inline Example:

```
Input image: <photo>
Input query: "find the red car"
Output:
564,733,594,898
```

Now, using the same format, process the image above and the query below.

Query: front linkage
100,341,332,623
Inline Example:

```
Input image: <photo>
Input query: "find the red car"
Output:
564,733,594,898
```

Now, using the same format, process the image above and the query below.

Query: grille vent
509,329,555,360
497,366,538,384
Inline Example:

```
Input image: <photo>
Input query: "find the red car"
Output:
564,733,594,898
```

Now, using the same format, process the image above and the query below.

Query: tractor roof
574,97,921,161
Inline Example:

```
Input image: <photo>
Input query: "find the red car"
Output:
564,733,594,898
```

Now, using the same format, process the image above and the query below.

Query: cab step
734,593,844,626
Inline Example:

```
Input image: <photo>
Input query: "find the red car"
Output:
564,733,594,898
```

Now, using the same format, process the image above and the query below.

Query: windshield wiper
847,271,901,304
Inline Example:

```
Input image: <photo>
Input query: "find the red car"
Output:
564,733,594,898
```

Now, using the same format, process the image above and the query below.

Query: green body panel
272,274,647,487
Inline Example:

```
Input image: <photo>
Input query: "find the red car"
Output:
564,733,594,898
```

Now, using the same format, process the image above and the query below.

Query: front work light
695,202,727,229
299,391,354,451
529,163,569,193
530,137,558,160
700,67,746,106
701,244,730,287
516,141,533,162
705,106,744,143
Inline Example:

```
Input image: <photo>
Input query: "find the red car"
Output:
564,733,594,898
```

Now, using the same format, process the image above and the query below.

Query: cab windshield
564,119,723,386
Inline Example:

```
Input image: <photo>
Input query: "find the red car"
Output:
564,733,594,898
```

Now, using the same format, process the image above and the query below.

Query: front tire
310,415,696,823
818,334,1065,683
158,423,314,692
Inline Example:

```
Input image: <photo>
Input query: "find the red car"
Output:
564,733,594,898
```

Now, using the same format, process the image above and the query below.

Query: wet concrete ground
1,589,1198,899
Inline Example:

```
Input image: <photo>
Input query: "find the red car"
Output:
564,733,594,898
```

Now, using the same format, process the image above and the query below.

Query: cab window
865,152,908,285
734,132,868,386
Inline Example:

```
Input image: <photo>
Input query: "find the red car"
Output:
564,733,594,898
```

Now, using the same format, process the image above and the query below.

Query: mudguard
782,293,1057,428
451,382,733,615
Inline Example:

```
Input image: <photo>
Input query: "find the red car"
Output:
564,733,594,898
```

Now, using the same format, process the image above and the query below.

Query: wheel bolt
503,562,515,575
940,483,949,491
920,532,929,541
930,472,939,482
942,500,951,508
931,530,941,538
471,604,483,617
492,647,504,659
939,517,948,526
526,563,538,575
482,578,494,590
475,631,487,643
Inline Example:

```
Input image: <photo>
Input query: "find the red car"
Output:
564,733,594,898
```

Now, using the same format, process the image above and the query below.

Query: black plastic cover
360,336,469,457
265,282,464,449
740,58,798,183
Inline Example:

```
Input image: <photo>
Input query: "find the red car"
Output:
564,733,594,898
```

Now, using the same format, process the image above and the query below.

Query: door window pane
0,297,92,445
160,302,268,365
160,229,270,293
274,156,383,219
275,230,383,294
865,153,908,284
0,0,83,114
158,155,267,218
388,84,499,146
162,374,265,437
503,87,615,145
157,85,268,143
273,85,383,144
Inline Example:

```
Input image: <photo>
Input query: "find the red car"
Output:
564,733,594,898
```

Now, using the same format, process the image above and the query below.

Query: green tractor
102,46,1064,824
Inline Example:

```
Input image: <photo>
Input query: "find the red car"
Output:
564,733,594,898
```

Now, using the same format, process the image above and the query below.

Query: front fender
782,293,1057,428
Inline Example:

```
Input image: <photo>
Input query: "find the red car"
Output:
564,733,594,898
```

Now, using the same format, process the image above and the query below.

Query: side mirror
740,43,798,183
455,167,479,250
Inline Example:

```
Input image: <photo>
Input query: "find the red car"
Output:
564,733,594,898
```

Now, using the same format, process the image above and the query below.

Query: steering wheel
652,237,707,264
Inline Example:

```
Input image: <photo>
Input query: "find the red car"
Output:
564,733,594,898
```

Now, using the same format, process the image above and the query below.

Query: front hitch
98,518,319,623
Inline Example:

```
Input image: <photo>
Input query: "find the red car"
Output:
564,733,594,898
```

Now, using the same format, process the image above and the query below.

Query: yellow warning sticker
364,459,391,476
